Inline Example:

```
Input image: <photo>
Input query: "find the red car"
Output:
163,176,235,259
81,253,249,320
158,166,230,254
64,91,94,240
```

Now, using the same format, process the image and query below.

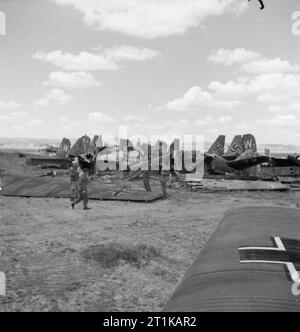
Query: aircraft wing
164,206,300,312
227,155,269,170
97,146,108,154
287,155,300,167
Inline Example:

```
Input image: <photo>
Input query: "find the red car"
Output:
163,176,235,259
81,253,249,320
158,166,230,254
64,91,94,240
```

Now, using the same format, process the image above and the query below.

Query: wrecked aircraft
205,134,268,176
26,138,72,169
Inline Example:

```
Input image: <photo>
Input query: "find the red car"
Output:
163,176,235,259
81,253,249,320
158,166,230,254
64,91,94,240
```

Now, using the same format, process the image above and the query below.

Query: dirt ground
0,152,300,312
0,190,299,312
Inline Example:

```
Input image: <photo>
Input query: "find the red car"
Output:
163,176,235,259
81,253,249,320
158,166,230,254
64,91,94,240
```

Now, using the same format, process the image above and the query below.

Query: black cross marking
239,237,300,282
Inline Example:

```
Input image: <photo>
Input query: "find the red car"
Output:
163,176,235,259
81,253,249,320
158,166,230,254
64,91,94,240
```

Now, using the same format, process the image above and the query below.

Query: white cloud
0,101,23,110
210,73,300,105
208,48,260,66
195,115,233,128
268,101,300,114
51,0,247,39
218,115,233,123
45,71,101,88
123,114,139,122
0,112,43,133
27,119,44,126
123,113,147,122
257,114,299,127
0,112,28,123
104,45,160,62
34,89,73,108
88,112,114,123
196,115,214,127
209,49,300,75
33,46,160,71
241,58,300,75
208,79,248,99
251,73,300,103
34,50,117,71
268,105,289,114
59,116,81,131
291,101,300,110
165,86,241,112
165,51,300,132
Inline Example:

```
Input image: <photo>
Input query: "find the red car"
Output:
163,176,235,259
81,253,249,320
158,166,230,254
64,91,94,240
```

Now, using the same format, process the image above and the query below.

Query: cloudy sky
0,0,300,144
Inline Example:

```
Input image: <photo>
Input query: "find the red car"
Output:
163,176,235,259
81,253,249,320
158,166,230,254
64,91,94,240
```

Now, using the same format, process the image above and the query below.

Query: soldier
142,169,169,199
159,171,169,200
71,168,91,210
142,170,152,192
141,142,169,199
70,160,79,201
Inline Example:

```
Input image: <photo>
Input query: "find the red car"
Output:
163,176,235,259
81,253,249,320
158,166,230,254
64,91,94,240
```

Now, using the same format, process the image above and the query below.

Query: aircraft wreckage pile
1,133,300,199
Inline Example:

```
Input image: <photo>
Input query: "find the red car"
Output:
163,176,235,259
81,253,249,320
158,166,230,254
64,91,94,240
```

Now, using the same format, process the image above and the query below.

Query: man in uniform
71,168,91,210
159,170,169,199
141,142,169,200
70,160,79,201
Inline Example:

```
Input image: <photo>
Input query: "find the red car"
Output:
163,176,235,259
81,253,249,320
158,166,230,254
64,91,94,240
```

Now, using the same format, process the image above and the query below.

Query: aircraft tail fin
207,135,225,156
98,135,104,149
241,134,258,176
69,135,91,156
225,135,244,157
88,135,99,155
242,134,257,153
56,138,71,158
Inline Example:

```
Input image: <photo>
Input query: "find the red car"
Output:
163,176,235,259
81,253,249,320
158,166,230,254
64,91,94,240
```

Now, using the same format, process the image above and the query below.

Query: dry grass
82,243,162,269
1,152,300,312
0,189,299,312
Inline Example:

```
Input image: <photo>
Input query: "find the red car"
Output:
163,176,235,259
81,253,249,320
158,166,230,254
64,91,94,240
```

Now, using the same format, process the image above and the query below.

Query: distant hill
1,137,300,154
0,137,61,146
258,144,300,154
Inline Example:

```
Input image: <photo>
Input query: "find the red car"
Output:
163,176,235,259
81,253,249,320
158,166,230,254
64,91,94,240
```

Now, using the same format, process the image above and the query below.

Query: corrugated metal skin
0,175,163,202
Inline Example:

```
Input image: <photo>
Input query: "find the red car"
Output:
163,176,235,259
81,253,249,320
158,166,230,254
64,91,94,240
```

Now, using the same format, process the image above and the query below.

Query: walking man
70,161,79,201
71,168,91,210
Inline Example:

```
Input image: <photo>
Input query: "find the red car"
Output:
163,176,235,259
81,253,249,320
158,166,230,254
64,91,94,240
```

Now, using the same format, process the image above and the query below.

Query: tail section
242,134,257,153
69,135,91,156
98,135,104,149
241,134,258,176
207,135,225,156
225,135,243,157
56,138,71,158
88,135,99,155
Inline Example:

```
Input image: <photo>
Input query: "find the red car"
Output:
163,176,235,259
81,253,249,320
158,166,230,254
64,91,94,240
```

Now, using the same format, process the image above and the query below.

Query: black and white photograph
0,0,300,315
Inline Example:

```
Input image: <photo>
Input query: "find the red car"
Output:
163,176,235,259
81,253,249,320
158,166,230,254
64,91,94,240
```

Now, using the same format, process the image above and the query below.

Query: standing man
70,160,79,201
141,142,169,200
159,171,169,200
72,168,91,210
142,170,152,192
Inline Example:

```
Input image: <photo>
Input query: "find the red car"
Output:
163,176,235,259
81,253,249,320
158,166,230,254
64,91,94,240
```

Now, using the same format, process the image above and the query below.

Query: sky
0,0,300,144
